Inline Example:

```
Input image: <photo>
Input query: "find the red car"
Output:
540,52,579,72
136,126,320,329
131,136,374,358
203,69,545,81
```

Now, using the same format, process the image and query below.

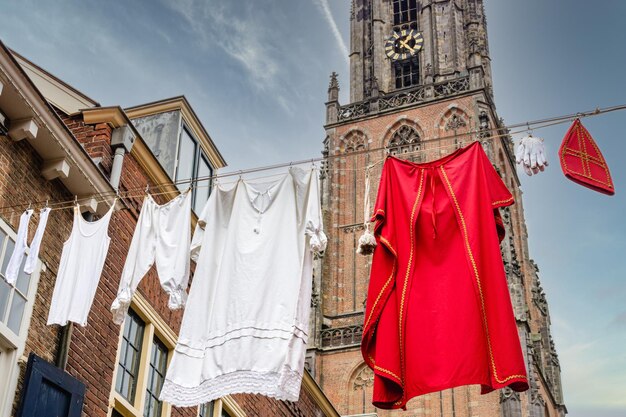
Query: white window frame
108,293,177,417
0,218,43,417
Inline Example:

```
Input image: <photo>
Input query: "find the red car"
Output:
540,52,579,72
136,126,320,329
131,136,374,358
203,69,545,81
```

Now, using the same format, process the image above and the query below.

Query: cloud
312,0,350,64
160,0,293,113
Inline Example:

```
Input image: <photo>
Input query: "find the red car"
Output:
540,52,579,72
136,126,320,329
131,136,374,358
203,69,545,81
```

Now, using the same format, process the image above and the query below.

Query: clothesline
0,139,502,215
0,118,570,215
1,104,624,215
0,110,592,215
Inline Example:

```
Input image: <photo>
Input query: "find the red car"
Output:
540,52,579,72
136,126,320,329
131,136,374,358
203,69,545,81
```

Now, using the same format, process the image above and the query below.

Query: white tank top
48,203,115,327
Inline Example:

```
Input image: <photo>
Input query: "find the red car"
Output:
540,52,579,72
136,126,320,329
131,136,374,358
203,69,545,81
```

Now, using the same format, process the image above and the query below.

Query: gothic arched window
337,131,369,310
351,365,374,415
387,125,422,160
500,388,522,417
340,131,366,154
440,109,470,149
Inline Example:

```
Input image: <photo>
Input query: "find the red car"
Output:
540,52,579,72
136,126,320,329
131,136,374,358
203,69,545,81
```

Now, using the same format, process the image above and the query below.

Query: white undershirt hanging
160,167,326,406
111,191,191,325
6,207,51,284
48,203,115,327
24,207,51,275
5,209,33,285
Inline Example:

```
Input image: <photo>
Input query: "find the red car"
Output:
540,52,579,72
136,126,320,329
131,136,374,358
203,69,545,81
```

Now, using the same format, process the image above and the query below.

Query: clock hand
399,39,413,51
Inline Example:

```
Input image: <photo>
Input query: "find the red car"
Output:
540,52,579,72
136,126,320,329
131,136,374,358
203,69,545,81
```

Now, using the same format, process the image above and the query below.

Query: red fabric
361,142,528,410
559,119,615,195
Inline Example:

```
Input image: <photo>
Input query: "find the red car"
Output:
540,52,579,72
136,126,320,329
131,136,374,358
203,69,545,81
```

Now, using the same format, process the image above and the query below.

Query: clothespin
74,195,78,206
526,122,533,137
145,183,150,195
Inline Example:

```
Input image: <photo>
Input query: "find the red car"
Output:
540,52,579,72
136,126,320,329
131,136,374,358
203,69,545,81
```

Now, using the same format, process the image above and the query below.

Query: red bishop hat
559,118,615,195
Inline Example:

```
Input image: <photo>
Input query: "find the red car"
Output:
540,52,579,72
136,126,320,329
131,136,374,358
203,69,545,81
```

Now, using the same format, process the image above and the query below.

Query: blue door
16,354,85,417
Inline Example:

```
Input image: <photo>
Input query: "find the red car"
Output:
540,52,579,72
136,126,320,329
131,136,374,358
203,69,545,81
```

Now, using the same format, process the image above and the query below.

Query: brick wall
0,133,74,415
233,386,326,417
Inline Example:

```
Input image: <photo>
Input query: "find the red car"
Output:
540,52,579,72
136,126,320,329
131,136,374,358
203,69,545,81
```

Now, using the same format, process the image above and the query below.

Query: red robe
361,142,529,409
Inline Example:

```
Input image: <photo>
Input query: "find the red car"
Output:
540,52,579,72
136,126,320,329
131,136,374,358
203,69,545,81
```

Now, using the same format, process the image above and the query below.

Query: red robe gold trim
361,142,528,409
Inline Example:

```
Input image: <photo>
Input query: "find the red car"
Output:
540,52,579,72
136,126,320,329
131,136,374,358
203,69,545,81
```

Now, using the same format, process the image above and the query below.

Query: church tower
308,1,567,416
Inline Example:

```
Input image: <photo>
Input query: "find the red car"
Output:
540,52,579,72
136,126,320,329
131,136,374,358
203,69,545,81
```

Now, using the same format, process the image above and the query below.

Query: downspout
56,123,135,370
109,124,135,190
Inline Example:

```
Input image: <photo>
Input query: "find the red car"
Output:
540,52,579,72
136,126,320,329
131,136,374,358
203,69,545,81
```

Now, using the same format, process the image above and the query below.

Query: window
144,338,168,417
198,402,215,417
175,127,214,214
393,0,418,26
394,58,419,89
0,218,42,417
198,399,238,417
387,125,422,162
194,155,212,214
351,365,374,415
110,295,177,417
176,128,196,189
391,0,420,90
115,310,145,404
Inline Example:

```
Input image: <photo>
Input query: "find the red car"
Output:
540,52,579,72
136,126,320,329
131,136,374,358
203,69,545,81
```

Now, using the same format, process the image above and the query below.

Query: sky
1,1,625,416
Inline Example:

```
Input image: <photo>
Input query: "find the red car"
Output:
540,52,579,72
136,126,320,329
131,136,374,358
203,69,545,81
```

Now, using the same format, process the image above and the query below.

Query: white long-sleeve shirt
160,167,326,406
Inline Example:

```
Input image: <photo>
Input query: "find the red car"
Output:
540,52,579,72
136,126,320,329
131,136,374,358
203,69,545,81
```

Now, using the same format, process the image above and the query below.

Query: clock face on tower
385,29,424,61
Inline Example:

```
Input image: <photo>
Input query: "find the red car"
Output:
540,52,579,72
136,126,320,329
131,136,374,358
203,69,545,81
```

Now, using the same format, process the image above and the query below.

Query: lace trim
159,366,303,407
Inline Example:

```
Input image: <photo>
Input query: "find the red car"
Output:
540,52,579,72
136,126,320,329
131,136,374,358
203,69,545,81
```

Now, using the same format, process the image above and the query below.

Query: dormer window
175,127,213,213
127,97,226,216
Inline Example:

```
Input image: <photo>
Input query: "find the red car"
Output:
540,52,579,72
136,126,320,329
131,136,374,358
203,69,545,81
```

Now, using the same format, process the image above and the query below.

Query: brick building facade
306,1,566,417
0,41,339,417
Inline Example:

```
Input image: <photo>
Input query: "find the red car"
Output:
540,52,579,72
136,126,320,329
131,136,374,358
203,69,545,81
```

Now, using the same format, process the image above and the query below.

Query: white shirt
160,167,326,406
111,192,191,325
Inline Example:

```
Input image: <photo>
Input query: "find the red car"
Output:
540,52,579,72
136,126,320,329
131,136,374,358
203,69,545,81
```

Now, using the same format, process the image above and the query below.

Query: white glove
516,136,548,176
